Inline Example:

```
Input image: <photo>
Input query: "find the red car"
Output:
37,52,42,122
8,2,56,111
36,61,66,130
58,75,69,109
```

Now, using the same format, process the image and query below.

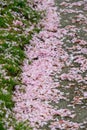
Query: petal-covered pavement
13,0,87,130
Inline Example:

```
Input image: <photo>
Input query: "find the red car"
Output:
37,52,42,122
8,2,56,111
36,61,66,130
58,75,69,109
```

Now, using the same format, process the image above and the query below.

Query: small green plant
0,122,6,130
14,121,32,130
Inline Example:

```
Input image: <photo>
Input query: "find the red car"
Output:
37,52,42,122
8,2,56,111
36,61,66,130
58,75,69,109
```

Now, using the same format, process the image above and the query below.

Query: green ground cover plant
0,0,41,129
